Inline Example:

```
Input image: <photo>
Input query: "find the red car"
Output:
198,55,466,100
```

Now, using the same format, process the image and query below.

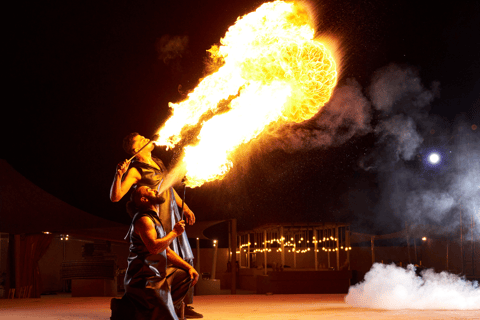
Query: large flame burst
155,1,337,188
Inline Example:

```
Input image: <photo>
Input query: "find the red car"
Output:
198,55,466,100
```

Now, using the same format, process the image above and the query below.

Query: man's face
141,187,163,205
131,134,154,154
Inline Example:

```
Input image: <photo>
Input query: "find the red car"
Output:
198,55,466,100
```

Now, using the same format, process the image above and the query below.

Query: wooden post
231,219,237,294
446,238,449,270
471,212,475,276
346,227,351,270
314,229,318,270
212,240,218,279
414,238,417,264
196,238,201,275
327,229,331,268
238,235,242,267
460,207,464,274
406,222,411,264
247,233,250,268
263,229,267,275
14,235,21,298
336,226,340,270
280,227,285,269
371,236,375,265
293,234,297,269
228,224,232,262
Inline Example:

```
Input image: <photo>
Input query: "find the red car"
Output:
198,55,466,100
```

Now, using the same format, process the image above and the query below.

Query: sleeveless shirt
124,210,178,319
128,159,194,262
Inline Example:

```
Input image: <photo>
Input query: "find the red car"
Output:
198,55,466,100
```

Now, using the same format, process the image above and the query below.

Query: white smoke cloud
346,263,480,310
365,63,440,165
375,114,423,161
405,190,456,224
369,63,438,114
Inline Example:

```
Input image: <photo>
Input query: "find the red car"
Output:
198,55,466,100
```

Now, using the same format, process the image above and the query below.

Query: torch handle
181,182,186,221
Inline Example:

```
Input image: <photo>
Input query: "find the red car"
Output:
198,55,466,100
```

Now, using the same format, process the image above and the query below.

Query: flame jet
155,1,337,188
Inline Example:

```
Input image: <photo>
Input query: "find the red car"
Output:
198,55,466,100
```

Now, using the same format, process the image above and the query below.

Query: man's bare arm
135,216,185,254
110,163,141,202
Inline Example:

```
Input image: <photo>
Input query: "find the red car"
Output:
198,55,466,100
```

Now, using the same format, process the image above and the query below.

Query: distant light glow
428,153,440,164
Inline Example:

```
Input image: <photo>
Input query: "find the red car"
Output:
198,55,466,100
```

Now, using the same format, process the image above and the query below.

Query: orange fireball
156,1,337,187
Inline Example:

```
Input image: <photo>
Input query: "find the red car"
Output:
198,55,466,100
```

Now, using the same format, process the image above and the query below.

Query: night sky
4,1,479,235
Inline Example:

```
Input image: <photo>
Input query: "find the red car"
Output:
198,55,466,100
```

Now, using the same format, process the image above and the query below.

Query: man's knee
176,268,193,290
167,267,191,284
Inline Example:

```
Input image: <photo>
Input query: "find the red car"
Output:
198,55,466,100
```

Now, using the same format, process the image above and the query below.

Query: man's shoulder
133,210,162,226
129,161,145,171
152,157,166,171
124,164,141,180
133,211,166,238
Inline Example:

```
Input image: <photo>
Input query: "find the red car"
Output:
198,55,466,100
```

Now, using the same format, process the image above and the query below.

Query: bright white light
428,153,440,164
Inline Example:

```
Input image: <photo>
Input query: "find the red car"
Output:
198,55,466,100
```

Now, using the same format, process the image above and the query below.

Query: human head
133,186,164,209
122,132,154,156
123,132,139,156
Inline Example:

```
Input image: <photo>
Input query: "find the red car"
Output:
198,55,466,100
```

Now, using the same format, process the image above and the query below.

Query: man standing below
111,186,199,320
110,132,202,318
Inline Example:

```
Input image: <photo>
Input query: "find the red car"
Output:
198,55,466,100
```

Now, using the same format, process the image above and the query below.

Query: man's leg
183,287,203,319
166,266,192,318
182,259,203,319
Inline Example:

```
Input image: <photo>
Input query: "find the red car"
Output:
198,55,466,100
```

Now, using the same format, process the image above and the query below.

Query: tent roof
0,159,221,242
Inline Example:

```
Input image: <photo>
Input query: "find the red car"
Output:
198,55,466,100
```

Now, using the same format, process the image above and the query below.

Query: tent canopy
0,159,222,242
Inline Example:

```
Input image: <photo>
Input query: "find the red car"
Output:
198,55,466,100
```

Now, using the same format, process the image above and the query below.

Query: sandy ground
0,293,479,320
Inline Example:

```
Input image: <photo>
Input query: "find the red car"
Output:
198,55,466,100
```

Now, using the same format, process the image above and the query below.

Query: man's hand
188,267,199,286
116,159,131,176
173,220,185,236
183,209,196,225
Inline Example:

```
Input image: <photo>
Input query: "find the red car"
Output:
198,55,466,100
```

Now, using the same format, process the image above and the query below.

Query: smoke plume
261,77,371,152
258,61,479,235
361,63,440,168
155,35,189,75
155,35,189,63
346,263,480,310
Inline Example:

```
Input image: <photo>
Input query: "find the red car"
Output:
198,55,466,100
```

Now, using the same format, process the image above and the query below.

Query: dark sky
4,0,479,234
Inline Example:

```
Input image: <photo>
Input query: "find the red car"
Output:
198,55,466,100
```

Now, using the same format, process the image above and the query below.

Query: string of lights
238,226,352,254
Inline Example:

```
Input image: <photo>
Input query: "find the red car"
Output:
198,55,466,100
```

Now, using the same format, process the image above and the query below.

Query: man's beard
148,193,165,205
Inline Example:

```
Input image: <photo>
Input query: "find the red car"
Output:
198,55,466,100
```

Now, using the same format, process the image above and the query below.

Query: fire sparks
155,1,337,187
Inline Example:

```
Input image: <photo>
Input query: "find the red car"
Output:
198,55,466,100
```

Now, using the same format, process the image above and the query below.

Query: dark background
4,1,479,236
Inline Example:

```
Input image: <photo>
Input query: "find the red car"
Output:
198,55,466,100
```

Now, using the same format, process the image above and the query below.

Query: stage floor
0,293,478,319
